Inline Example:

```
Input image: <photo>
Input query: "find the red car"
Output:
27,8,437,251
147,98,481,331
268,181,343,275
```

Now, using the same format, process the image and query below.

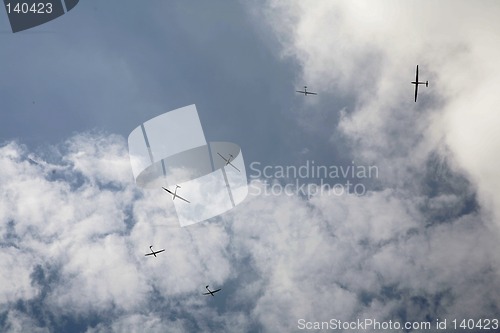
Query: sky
1,1,500,332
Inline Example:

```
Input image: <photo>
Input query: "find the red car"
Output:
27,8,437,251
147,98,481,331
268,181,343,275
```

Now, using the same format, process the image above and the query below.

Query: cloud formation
1,126,499,332
260,0,500,225
0,134,234,332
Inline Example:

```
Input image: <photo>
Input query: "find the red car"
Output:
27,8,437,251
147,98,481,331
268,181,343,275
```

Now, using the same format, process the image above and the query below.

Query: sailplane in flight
411,65,428,102
296,86,317,96
162,185,190,203
145,245,165,257
203,285,222,297
217,152,240,172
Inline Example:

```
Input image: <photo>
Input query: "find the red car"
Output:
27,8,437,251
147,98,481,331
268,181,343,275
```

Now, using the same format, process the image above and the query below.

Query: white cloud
260,0,500,225
63,132,134,186
0,134,242,331
3,310,50,333
1,127,500,332
86,314,183,333
227,184,500,331
0,248,39,304
242,1,500,329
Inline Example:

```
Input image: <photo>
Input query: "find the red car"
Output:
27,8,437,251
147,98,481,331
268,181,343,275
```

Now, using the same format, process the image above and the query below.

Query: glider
217,152,240,172
203,285,222,297
145,245,165,257
162,185,190,203
296,86,317,96
411,65,428,102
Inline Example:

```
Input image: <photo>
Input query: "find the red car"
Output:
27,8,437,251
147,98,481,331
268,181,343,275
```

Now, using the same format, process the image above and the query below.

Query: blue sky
1,1,500,332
